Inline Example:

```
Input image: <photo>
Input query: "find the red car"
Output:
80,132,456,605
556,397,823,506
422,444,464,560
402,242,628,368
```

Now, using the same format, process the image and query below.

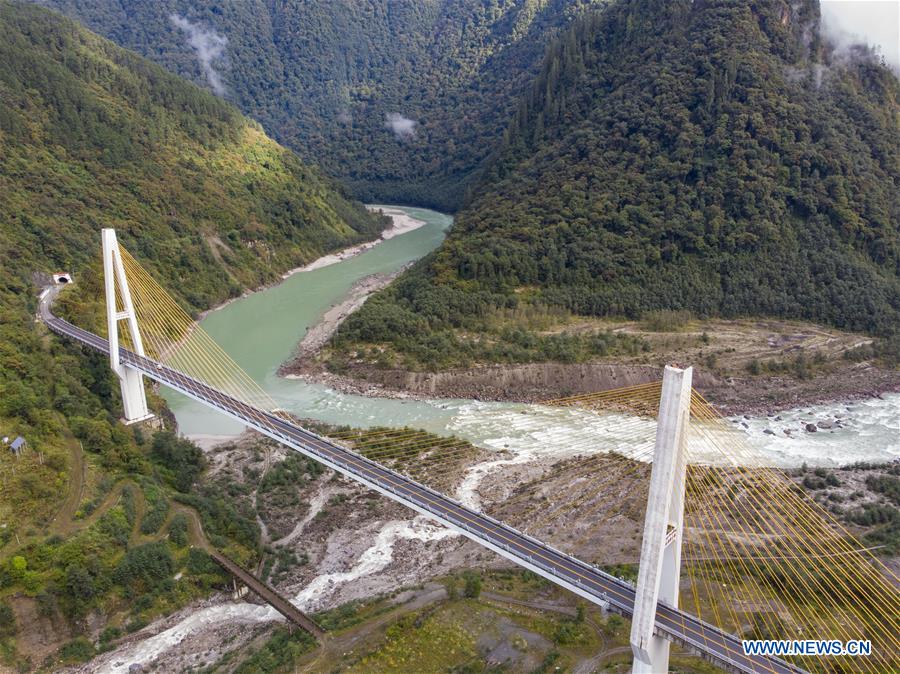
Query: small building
9,436,25,456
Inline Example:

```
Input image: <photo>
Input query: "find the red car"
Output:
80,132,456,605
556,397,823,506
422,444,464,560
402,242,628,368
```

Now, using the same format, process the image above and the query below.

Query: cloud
385,113,417,141
169,14,228,96
820,1,900,73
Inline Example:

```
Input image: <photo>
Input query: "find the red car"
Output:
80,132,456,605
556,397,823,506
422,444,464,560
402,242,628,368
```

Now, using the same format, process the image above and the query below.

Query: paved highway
40,291,802,674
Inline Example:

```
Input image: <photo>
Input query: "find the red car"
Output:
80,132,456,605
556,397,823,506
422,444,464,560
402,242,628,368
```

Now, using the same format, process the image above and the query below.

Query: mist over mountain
29,0,609,211
1,1,898,670
1,2,383,309
335,0,900,369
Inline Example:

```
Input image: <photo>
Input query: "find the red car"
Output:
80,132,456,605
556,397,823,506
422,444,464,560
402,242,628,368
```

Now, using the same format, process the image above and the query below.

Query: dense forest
29,0,609,210
334,0,900,370
0,3,381,666
1,1,384,311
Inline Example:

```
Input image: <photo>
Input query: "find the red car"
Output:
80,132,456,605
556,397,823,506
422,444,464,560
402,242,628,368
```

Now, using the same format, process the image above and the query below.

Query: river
166,206,899,470
99,206,897,673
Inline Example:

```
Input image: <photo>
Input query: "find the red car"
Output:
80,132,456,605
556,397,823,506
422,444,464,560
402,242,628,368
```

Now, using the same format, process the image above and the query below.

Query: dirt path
11,460,211,554
573,645,633,673
4,435,88,555
51,437,87,536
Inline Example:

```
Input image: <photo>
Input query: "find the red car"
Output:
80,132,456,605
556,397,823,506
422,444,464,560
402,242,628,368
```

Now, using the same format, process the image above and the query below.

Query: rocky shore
278,268,409,371
285,358,900,417
197,205,425,321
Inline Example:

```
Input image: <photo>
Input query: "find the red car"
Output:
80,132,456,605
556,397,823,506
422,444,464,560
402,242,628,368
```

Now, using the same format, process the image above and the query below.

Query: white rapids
97,518,454,673
129,205,898,669
98,393,898,671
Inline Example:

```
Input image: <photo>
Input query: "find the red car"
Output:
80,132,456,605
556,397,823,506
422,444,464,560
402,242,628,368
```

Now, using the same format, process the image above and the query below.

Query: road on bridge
39,288,802,674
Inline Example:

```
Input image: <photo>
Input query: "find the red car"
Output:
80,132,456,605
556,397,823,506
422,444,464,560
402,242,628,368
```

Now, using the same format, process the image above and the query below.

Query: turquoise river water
166,206,898,469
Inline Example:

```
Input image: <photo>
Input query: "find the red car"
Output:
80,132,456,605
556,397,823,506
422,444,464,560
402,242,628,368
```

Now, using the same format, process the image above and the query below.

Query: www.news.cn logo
742,640,872,657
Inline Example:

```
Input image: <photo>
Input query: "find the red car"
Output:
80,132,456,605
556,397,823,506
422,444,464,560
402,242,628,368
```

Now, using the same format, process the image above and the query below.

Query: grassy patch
346,602,481,673
642,309,694,332
233,627,316,674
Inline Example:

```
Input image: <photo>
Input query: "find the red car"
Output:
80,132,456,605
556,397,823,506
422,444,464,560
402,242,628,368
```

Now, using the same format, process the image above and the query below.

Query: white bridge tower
631,365,692,673
102,229,152,424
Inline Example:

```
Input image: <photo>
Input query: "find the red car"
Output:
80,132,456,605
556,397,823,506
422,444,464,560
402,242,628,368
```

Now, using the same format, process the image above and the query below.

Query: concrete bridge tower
631,365,692,673
102,228,152,423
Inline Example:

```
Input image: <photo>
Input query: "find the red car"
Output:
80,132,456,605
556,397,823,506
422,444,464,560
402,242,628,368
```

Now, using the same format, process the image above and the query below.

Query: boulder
805,423,817,433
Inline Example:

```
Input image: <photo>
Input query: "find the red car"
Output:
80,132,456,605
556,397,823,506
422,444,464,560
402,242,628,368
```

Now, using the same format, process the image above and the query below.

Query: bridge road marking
144,360,787,674
47,317,797,674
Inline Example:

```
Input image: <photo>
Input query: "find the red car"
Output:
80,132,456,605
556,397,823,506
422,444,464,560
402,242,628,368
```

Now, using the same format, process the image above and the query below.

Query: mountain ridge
0,5,382,664
29,0,611,210
1,0,385,311
331,0,900,372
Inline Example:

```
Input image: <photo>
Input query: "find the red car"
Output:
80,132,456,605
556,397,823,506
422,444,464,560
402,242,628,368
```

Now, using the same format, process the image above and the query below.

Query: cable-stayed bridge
38,231,899,674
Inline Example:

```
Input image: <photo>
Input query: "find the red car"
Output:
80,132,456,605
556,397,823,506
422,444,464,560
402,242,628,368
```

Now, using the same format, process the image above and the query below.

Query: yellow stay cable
690,398,900,631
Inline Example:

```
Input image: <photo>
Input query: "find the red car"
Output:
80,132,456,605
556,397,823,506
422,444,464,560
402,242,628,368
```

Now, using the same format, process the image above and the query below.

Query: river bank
171,204,897,466
280,267,409,369
286,358,900,417
195,206,425,321
282,206,427,277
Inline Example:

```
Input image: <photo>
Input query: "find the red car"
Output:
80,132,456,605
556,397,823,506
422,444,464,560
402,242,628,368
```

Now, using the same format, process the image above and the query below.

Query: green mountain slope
29,0,607,210
0,3,381,662
332,0,900,370
0,2,384,308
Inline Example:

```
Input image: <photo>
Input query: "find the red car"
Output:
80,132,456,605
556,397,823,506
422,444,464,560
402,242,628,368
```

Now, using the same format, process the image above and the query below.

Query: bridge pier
102,229,152,424
630,365,692,674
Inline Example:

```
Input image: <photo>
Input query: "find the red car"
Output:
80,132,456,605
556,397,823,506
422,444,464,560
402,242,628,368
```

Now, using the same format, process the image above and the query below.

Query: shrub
866,474,900,506
114,542,174,592
139,486,169,536
150,432,205,493
803,476,827,490
462,570,482,598
553,620,585,645
98,626,121,644
168,513,189,547
58,637,95,664
234,627,316,674
847,504,898,527
0,602,16,638
641,309,693,332
605,614,625,636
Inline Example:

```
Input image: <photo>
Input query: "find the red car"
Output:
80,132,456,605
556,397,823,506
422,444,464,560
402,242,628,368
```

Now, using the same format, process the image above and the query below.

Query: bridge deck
207,548,324,638
40,299,802,674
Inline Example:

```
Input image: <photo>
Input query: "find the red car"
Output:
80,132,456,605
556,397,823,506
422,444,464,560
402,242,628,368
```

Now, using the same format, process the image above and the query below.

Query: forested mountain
0,3,381,662
29,0,607,210
0,1,383,310
335,0,900,370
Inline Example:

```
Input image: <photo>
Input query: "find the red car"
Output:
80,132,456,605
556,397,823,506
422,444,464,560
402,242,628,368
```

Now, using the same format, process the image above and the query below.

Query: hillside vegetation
31,0,609,210
332,0,900,371
0,3,381,667
1,1,383,309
